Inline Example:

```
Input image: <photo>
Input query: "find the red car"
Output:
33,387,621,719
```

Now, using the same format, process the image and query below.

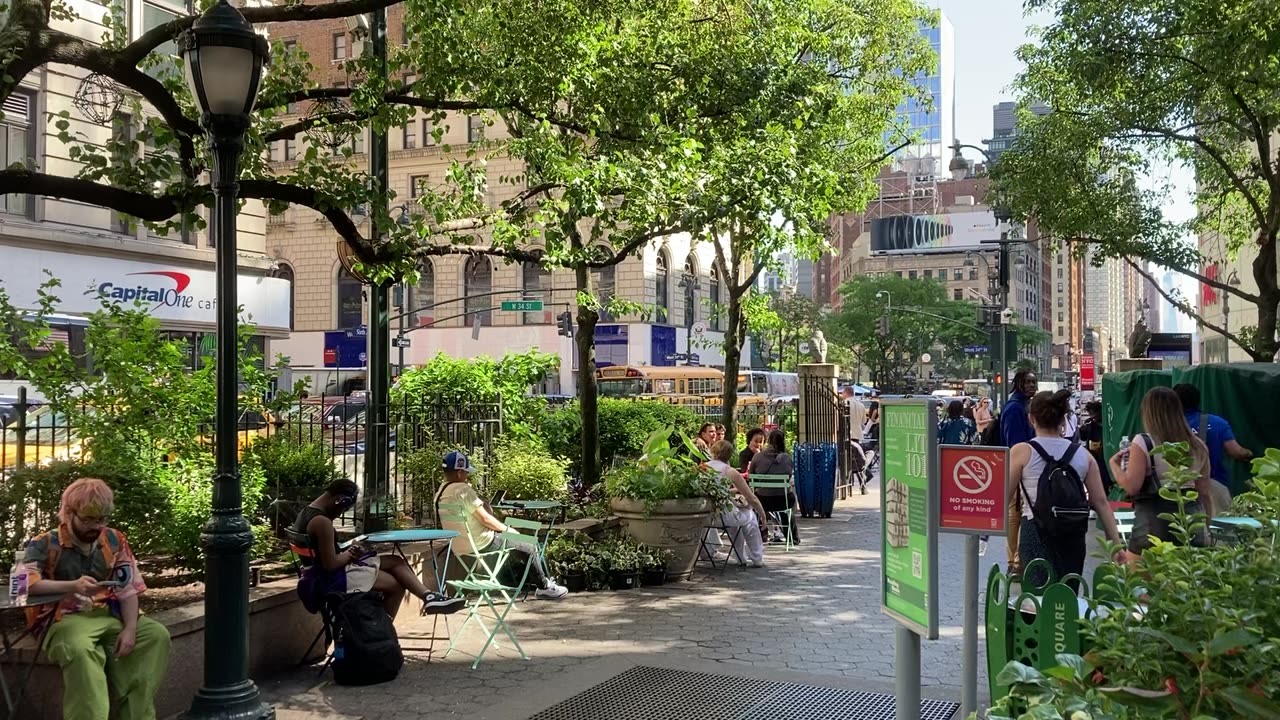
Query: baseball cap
442,450,477,473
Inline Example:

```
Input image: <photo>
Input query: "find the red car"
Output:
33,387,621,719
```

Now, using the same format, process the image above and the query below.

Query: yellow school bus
595,365,724,400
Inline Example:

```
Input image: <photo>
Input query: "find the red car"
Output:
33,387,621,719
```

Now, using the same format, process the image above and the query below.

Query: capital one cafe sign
3,247,291,331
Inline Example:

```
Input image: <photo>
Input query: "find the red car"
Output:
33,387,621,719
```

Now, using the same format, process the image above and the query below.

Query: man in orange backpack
17,477,170,720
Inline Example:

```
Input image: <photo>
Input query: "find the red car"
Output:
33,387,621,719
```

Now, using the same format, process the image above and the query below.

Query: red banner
938,445,1008,535
323,348,338,365
1080,353,1096,391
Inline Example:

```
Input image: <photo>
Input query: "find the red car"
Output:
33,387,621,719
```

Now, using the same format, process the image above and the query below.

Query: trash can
794,443,838,518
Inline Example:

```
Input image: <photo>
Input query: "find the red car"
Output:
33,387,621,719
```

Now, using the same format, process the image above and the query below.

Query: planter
607,570,639,591
640,567,667,587
610,497,713,582
562,573,588,593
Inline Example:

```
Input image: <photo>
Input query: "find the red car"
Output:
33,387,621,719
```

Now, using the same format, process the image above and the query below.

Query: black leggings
1019,519,1084,589
758,493,801,544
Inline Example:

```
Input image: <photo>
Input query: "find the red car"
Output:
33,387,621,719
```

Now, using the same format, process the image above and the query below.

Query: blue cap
442,450,477,473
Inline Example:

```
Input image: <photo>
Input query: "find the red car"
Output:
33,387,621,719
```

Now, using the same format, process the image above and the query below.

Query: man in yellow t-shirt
434,451,568,599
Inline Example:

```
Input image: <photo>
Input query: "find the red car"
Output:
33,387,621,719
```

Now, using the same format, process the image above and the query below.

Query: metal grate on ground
525,666,958,720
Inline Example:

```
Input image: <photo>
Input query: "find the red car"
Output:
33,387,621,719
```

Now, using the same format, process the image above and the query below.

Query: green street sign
500,300,544,312
880,398,940,639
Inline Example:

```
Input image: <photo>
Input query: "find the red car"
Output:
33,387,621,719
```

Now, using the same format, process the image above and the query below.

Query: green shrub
396,436,458,523
162,454,271,574
545,399,702,472
392,351,559,439
488,437,569,501
244,434,340,503
604,427,731,512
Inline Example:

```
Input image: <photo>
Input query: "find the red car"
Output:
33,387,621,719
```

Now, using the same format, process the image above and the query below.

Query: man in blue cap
434,450,568,599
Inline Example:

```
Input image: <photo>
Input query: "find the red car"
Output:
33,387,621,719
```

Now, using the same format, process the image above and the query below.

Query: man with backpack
1006,390,1124,585
999,370,1038,574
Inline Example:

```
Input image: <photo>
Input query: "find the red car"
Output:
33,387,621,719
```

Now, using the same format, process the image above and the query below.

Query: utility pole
364,4,391,531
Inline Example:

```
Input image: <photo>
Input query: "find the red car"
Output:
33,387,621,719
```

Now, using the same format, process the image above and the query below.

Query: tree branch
1068,237,1259,304
1122,256,1261,360
263,92,493,141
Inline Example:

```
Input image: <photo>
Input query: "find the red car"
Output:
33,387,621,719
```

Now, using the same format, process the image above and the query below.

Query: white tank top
1020,436,1091,519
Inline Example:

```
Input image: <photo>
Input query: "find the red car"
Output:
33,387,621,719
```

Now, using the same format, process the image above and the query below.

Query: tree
992,0,1280,361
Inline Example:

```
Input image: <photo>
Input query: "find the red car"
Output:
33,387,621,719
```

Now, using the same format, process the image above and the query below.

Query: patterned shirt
18,525,147,626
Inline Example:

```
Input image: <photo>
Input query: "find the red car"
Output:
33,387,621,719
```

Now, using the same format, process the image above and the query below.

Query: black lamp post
179,2,272,719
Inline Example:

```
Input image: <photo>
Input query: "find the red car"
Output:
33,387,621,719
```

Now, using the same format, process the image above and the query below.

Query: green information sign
880,398,940,639
500,300,544,312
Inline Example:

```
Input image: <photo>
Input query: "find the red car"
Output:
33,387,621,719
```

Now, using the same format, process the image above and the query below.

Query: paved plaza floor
262,484,1011,719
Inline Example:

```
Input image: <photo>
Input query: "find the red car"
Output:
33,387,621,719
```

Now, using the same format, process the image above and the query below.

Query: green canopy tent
1172,363,1280,496
1100,369,1173,460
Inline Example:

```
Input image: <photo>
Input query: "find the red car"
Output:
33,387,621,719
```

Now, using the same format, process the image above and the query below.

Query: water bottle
1119,435,1131,472
9,556,26,606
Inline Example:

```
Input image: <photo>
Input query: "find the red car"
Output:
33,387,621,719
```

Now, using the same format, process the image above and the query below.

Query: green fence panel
1101,369,1173,459
1172,363,1280,495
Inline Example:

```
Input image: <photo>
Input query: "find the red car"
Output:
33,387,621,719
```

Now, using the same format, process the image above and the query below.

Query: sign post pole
880,398,939,720
937,444,1010,719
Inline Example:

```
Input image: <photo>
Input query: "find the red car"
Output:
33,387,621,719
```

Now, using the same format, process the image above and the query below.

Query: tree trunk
720,291,744,442
1253,234,1279,360
573,254,603,487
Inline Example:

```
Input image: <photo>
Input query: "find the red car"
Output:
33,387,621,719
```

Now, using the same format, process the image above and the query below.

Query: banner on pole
880,398,940,639
1080,354,1096,390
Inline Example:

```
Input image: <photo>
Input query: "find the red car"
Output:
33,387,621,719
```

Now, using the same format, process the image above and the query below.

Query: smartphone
96,579,126,588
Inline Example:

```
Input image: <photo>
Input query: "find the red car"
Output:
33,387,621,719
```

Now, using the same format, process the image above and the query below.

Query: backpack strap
1198,412,1208,440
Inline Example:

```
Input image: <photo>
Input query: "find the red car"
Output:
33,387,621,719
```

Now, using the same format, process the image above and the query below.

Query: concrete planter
610,497,713,581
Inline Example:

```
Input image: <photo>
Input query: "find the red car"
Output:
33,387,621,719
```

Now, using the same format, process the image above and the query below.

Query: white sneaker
748,559,766,568
535,582,569,599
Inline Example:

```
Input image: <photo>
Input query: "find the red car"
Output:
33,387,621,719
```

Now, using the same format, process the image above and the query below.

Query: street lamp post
679,272,701,365
178,2,272,718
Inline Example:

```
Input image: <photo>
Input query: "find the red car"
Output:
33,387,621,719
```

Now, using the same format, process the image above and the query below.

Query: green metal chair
437,499,537,668
749,474,795,552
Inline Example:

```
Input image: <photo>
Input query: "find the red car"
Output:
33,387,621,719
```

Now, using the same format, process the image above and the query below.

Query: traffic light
877,315,891,337
557,311,574,337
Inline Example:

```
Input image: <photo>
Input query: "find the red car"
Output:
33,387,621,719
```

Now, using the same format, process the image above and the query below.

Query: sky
937,0,1198,333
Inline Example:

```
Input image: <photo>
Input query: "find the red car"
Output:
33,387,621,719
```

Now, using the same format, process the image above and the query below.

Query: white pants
704,507,765,564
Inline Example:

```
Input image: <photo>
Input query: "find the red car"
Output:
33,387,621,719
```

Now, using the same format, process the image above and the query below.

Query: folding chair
749,474,796,552
283,528,343,673
437,499,536,669
696,511,746,574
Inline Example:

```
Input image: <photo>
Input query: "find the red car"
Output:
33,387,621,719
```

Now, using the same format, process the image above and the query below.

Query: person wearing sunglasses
291,478,464,619
16,477,171,720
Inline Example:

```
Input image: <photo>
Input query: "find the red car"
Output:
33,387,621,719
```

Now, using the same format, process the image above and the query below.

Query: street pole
998,230,1010,400
397,282,406,373
178,2,272,718
895,626,921,720
364,4,391,531
961,533,979,717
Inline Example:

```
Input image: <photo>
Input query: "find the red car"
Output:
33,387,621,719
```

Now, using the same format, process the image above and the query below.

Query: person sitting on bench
18,477,171,720
291,478,464,618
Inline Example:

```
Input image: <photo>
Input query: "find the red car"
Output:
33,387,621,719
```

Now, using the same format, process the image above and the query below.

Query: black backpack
979,413,1002,447
331,591,404,686
1022,440,1090,539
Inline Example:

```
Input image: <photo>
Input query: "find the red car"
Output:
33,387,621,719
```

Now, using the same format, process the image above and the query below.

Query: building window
467,114,484,143
464,256,492,326
277,263,295,331
1058,326,1065,337
655,250,671,323
284,138,296,160
402,121,416,149
1057,296,1063,308
1058,312,1064,322
1057,282,1064,293
422,119,436,146
682,256,699,328
709,264,721,331
110,112,135,233
969,267,978,280
522,262,550,324
923,269,932,280
908,270,918,280
350,128,365,155
592,260,616,322
896,271,903,278
267,142,278,162
409,175,428,198
953,268,963,281
142,3,181,79
410,260,434,326
953,288,963,300
332,33,347,61
336,268,363,329
0,93,33,217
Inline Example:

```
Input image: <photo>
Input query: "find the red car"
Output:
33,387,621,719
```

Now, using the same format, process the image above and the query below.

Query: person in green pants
18,477,171,720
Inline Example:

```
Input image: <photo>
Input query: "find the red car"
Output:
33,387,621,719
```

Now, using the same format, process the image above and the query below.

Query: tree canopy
991,0,1280,360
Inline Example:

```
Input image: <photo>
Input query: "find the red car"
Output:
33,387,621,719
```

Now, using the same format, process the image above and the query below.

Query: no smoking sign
938,445,1008,535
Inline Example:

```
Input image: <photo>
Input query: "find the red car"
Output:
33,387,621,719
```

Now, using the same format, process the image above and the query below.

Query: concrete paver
262,485,1010,719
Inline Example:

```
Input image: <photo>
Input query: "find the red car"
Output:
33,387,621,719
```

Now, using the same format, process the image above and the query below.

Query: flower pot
562,573,587,593
610,497,713,582
640,567,667,587
607,570,639,591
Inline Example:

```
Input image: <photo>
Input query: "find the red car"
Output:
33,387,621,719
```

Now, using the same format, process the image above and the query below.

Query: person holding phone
291,478,464,618
16,477,172,720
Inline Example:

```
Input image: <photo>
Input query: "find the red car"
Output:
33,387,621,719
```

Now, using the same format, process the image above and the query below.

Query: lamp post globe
179,3,272,719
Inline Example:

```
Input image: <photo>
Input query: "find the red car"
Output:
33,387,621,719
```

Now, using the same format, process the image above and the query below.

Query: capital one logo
98,271,195,309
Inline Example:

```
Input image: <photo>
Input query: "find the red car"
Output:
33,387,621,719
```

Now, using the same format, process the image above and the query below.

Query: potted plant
640,546,670,587
605,427,732,581
545,535,589,593
605,539,642,591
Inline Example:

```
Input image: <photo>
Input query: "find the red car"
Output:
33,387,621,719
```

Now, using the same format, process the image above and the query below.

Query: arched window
336,267,363,330
654,250,670,323
709,263,721,332
682,255,697,328
410,259,434,326
522,261,550,324
591,258,616,322
276,263,295,331
464,255,492,326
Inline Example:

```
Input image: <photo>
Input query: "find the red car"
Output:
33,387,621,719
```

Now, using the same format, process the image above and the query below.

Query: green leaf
995,661,1046,687
1220,687,1280,719
1133,627,1200,658
1206,628,1258,656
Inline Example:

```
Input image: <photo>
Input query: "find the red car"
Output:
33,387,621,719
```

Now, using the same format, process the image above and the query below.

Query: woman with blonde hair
1109,386,1213,555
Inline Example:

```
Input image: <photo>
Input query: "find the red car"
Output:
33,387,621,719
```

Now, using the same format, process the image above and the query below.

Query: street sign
345,324,368,338
963,344,988,355
938,445,1008,535
358,351,368,363
500,300,544,312
880,398,939,640
1080,353,1096,391
688,353,700,364
392,336,411,349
